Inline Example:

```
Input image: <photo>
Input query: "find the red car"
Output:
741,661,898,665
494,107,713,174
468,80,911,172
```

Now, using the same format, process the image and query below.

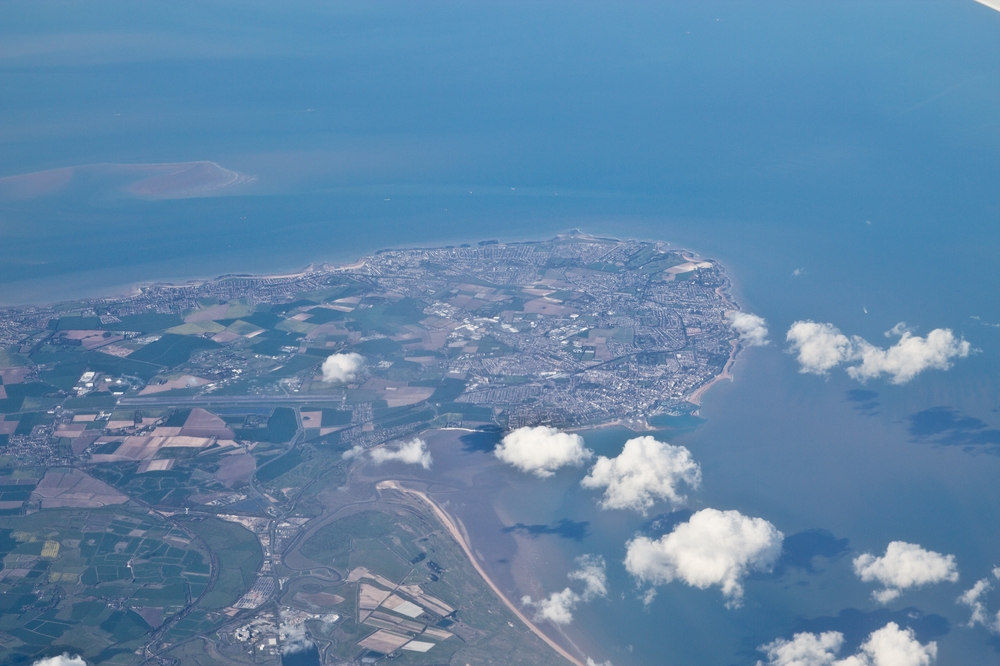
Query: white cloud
494,426,593,478
342,445,364,460
568,554,608,601
757,630,845,666
854,622,937,666
522,587,580,625
321,352,364,384
957,577,994,629
853,542,959,604
730,312,770,346
370,438,432,469
786,321,855,375
624,508,783,607
279,610,313,655
581,436,700,514
587,659,613,666
757,622,937,666
885,322,912,338
32,656,87,666
847,328,970,385
957,567,1000,631
522,555,607,625
786,321,969,384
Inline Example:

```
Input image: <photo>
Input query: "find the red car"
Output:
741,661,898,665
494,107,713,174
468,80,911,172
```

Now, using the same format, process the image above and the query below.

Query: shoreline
377,480,588,666
0,254,366,310
688,337,738,407
686,277,742,407
0,261,358,309
1,231,712,309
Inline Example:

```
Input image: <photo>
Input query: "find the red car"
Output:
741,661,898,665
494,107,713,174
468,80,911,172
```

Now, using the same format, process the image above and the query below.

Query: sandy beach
688,337,739,407
377,479,588,666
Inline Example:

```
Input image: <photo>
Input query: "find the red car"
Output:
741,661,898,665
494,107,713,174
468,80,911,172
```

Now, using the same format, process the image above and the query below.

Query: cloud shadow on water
771,529,850,576
459,426,503,453
845,389,880,415
502,519,590,542
907,406,1000,452
640,510,694,538
741,608,950,663
791,607,950,654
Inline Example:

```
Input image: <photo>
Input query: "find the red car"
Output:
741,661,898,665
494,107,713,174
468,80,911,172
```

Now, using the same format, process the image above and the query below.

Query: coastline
2,230,746,429
1,231,709,309
377,480,588,666
688,337,738,407
686,275,742,407
0,228,556,308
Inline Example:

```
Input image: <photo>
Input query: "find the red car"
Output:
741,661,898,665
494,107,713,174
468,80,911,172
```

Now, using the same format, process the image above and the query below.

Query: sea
3,1,1000,664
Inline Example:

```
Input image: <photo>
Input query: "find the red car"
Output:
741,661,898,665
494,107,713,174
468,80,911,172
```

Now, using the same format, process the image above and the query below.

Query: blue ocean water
3,1,1000,664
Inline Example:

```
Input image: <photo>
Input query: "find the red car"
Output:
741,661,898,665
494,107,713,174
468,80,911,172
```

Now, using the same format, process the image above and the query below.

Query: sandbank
377,480,587,666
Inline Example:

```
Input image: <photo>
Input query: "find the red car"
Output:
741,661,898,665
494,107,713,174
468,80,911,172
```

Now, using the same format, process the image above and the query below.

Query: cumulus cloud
522,555,607,625
581,436,700,514
786,321,855,375
853,542,959,604
847,328,971,385
624,508,783,607
786,321,969,384
279,609,313,655
757,630,845,666
730,312,770,346
321,352,364,384
757,622,937,666
494,426,593,478
32,656,87,666
957,567,1000,631
856,622,938,666
522,587,580,625
370,438,432,469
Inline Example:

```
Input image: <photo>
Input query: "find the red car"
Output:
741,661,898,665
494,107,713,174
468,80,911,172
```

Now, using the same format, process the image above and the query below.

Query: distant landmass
0,160,254,201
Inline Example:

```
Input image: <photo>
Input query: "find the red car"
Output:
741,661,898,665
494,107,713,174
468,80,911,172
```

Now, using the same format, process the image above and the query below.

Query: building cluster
352,237,736,427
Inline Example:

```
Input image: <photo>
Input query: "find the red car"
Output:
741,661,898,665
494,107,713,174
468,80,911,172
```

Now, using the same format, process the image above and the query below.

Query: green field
183,517,262,609
300,510,396,570
128,334,220,366
255,447,302,483
0,508,213,665
102,313,184,332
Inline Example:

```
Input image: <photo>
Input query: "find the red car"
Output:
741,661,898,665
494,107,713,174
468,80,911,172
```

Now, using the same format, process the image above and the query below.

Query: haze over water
4,2,1000,664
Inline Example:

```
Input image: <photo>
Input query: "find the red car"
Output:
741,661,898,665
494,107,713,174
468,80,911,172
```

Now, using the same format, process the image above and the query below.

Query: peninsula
0,234,742,665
